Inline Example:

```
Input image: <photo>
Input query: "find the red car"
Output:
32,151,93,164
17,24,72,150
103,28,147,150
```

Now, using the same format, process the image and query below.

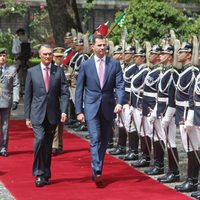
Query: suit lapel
49,64,57,92
37,64,46,91
103,56,111,88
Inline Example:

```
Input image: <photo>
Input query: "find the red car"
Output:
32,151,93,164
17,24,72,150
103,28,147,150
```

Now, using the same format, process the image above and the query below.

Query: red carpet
0,120,191,200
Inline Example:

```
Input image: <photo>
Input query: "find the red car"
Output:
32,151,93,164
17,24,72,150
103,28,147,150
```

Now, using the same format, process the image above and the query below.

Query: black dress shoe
52,148,63,156
144,166,164,175
44,178,51,185
85,135,90,140
94,175,104,188
68,122,81,128
74,124,88,131
191,191,200,198
35,176,45,187
0,151,8,157
119,150,138,161
157,171,180,183
108,146,126,155
65,119,77,126
107,143,114,149
131,157,150,168
175,178,198,192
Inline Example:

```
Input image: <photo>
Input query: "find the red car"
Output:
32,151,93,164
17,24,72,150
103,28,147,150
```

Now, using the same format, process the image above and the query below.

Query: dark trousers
0,108,10,150
87,109,112,177
32,116,57,179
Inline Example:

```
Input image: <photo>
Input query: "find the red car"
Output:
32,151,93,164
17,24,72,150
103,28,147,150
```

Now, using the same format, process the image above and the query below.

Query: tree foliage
0,0,27,17
109,0,200,45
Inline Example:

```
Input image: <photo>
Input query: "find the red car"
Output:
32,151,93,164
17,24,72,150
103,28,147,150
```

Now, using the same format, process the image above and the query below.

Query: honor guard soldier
109,45,135,156
128,44,151,162
114,45,139,160
186,52,200,199
146,42,180,177
132,45,163,168
52,47,66,155
0,48,20,156
174,38,200,193
156,41,181,182
112,45,123,62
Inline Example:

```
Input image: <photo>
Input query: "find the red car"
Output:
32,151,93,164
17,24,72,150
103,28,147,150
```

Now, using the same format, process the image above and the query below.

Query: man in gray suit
24,44,69,187
0,48,19,157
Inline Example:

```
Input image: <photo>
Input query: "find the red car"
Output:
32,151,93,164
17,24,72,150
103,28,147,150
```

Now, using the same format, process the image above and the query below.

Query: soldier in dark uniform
112,45,124,62
146,43,180,177
156,41,181,183
63,32,77,126
0,48,20,156
73,36,90,132
109,45,135,156
174,39,200,193
128,45,152,162
187,59,200,199
132,45,163,168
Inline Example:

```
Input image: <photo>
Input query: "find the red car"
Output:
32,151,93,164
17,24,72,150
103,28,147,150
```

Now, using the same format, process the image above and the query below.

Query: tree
109,0,200,45
46,0,82,46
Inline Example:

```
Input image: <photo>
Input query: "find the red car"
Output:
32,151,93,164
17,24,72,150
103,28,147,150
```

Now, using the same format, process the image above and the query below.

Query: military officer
63,32,78,127
73,36,90,132
52,47,66,156
0,48,20,156
174,39,200,193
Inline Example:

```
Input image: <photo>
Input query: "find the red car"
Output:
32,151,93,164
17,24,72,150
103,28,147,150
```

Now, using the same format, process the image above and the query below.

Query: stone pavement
0,99,195,199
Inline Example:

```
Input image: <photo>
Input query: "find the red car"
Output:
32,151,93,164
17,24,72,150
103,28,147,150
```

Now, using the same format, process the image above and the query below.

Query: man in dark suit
24,44,69,187
75,35,125,188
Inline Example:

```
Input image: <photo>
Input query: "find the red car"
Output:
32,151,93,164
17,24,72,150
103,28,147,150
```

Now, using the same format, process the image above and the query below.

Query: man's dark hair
92,34,106,44
16,28,25,35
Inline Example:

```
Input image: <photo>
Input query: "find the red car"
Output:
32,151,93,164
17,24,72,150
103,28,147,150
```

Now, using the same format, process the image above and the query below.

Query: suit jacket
75,56,125,121
24,63,69,125
0,64,19,108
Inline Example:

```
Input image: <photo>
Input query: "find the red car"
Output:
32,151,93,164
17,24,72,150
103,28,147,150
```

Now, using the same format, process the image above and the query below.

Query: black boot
109,127,127,155
191,191,200,198
132,136,151,168
158,148,179,183
175,151,199,192
119,149,138,161
175,178,198,193
119,131,139,160
145,141,164,175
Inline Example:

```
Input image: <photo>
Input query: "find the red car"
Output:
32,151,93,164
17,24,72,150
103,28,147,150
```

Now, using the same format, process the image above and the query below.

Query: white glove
184,109,194,133
161,117,170,129
161,106,176,128
148,104,157,124
184,120,193,133
149,115,156,124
